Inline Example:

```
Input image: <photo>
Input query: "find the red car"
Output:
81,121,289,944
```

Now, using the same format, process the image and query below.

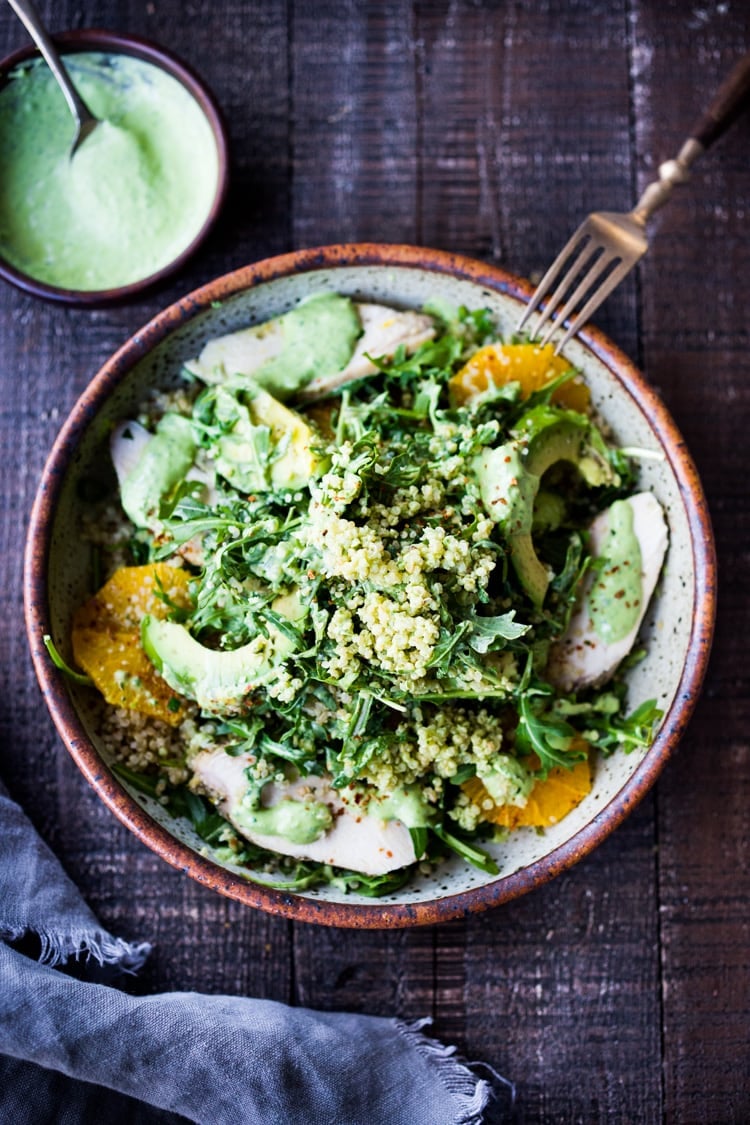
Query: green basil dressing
587,499,643,643
368,785,432,828
233,795,333,846
233,783,428,849
0,53,219,290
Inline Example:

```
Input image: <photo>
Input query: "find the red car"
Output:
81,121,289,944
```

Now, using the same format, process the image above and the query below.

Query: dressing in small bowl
0,31,228,305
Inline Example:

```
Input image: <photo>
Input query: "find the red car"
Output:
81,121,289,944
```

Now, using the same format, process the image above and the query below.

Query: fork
517,50,750,354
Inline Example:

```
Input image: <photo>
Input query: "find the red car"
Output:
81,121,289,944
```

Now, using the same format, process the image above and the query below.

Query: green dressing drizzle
369,785,432,828
587,500,643,644
234,795,333,846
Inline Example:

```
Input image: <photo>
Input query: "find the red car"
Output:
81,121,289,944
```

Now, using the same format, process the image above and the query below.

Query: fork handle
690,50,750,150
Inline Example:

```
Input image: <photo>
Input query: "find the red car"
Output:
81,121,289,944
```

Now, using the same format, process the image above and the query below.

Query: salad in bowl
62,290,666,896
26,246,713,925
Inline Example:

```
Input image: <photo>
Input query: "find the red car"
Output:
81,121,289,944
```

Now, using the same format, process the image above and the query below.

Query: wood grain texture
0,2,748,1122
628,2,750,1120
291,0,419,246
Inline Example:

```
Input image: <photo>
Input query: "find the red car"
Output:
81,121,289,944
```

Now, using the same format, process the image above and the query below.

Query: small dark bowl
0,29,229,307
24,244,717,927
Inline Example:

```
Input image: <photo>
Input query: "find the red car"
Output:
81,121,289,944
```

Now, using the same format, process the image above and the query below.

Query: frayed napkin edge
1,922,151,973
396,1017,515,1124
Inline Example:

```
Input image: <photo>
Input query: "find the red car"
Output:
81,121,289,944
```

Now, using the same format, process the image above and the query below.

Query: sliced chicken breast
110,420,152,484
191,748,417,876
547,491,669,691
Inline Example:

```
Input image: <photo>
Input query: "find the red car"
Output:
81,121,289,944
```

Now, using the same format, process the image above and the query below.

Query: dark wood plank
629,3,750,1120
291,0,419,246
293,925,435,1021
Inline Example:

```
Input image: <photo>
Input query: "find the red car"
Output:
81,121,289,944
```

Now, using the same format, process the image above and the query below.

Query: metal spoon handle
7,0,96,130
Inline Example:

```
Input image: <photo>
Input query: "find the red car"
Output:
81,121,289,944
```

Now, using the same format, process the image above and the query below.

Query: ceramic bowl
24,244,716,927
0,30,229,307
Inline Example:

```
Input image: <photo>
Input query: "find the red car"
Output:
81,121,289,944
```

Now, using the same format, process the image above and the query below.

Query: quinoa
100,704,193,788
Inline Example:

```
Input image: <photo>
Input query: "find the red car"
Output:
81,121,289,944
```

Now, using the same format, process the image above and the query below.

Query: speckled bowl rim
24,243,717,927
0,29,230,307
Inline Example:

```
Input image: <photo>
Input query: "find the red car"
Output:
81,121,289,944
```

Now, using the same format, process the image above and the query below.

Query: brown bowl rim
23,242,717,927
0,28,230,307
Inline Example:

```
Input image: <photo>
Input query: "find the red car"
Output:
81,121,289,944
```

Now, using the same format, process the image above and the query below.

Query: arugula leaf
258,733,311,765
329,867,413,896
330,735,385,788
468,611,530,653
166,787,227,844
515,693,586,778
254,862,413,896
409,826,429,860
111,761,161,797
43,635,92,686
583,697,663,755
449,764,477,785
432,825,499,875
425,621,472,672
112,764,230,846
216,716,265,756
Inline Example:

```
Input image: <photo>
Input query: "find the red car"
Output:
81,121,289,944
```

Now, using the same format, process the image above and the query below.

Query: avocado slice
120,413,196,527
474,406,615,608
185,293,362,399
270,587,308,624
213,384,323,493
141,617,296,711
515,405,612,486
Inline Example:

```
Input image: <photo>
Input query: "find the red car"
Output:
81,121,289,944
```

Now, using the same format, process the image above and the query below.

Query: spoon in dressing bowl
7,0,99,155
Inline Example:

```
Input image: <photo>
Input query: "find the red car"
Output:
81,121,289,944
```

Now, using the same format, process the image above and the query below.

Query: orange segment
72,564,193,726
449,342,590,412
463,749,592,829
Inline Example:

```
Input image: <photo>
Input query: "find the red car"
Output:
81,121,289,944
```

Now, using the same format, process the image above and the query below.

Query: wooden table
2,3,748,1121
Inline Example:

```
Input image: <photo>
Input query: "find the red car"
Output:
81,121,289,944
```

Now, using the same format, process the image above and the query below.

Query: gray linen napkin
0,781,512,1123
